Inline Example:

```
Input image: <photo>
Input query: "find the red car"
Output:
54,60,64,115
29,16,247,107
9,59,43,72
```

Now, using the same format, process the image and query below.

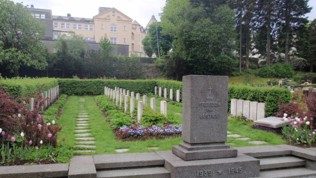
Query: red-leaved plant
0,89,61,148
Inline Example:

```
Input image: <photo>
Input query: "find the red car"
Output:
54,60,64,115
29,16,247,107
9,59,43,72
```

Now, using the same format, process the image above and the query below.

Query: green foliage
141,107,168,127
0,78,58,98
42,95,68,123
59,79,157,95
95,95,116,111
99,38,113,57
229,85,291,116
107,110,133,129
146,22,173,56
0,0,47,76
256,64,294,78
142,36,153,58
293,72,316,84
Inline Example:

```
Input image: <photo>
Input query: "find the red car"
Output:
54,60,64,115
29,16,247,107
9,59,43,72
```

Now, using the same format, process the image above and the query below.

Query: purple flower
11,136,16,143
29,140,33,145
48,133,52,138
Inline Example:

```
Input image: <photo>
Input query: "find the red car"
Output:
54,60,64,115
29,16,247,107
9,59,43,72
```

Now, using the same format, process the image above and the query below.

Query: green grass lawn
229,74,276,85
57,96,285,156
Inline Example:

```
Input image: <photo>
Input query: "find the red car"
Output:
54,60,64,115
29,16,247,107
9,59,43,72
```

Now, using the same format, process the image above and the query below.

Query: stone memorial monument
160,75,259,178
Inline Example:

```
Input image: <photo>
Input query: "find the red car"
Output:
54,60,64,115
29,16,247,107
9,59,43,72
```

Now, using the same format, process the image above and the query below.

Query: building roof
146,15,157,29
52,15,93,22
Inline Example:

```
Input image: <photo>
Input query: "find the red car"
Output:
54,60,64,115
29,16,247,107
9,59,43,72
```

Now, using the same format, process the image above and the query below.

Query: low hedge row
59,79,156,95
0,78,58,98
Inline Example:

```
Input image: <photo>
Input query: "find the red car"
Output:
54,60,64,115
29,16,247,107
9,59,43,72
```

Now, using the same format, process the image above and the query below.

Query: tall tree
279,0,311,63
309,19,316,72
0,0,47,76
147,22,173,57
142,36,153,58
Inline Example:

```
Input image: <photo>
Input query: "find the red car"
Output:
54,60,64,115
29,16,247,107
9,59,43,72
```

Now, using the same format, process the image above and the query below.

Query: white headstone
115,91,119,106
124,95,129,112
130,97,135,117
164,88,167,98
127,90,130,96
176,90,180,102
131,92,135,98
119,94,123,108
30,97,34,111
44,91,48,108
242,100,250,119
150,97,156,111
257,102,265,120
250,101,258,121
236,99,243,117
142,95,147,105
230,99,237,116
169,89,173,100
160,100,167,116
154,86,158,95
137,101,143,123
159,87,162,97
136,93,140,100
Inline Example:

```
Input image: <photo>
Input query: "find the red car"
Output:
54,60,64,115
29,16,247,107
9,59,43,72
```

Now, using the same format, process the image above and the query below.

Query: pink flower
37,124,42,130
35,146,39,150
36,114,42,122
47,133,52,138
1,131,5,136
29,140,33,145
308,134,313,138
11,136,16,143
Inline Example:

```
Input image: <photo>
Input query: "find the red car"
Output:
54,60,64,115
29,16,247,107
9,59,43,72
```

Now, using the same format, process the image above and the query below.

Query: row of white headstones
29,85,60,111
104,86,168,123
154,86,181,102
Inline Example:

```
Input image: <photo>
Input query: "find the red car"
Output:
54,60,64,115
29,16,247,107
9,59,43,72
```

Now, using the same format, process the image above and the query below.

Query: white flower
20,132,25,137
306,121,310,125
47,123,51,126
18,113,21,118
294,121,298,125
304,117,307,121
284,113,288,118
40,140,43,144
0,128,2,133
295,117,300,121
313,132,315,135
52,120,55,125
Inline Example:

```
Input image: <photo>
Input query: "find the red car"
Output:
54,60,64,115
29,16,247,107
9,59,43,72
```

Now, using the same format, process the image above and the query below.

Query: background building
29,6,148,57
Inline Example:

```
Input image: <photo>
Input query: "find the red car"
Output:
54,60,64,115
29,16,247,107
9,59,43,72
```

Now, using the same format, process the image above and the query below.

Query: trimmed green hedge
0,78,58,97
59,79,156,95
229,85,291,116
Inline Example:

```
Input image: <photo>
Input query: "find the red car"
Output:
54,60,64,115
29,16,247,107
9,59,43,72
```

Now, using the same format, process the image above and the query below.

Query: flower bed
116,124,182,141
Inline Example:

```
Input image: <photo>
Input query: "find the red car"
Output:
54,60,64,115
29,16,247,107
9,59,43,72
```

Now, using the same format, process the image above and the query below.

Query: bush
293,73,316,84
229,85,291,116
256,63,294,78
0,78,58,98
141,107,168,127
107,110,132,129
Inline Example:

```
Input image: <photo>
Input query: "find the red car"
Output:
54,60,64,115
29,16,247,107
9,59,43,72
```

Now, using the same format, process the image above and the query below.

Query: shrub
107,110,132,129
42,95,68,123
256,63,294,78
141,107,168,127
306,91,316,118
275,103,305,118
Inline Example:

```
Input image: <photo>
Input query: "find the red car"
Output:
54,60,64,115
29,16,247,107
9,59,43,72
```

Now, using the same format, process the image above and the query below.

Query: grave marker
150,97,156,111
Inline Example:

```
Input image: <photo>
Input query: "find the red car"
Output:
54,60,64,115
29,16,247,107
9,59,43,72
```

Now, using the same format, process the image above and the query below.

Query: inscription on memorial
196,167,243,177
199,87,221,120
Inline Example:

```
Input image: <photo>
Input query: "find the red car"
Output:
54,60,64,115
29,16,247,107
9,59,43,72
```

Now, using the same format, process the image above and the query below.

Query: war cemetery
1,0,316,177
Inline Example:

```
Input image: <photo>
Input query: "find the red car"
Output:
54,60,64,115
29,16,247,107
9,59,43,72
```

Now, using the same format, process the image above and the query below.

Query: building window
124,25,126,31
73,24,77,29
66,23,70,29
89,25,94,31
131,43,134,51
131,32,134,40
61,23,65,29
101,24,104,30
40,14,45,19
35,13,40,19
54,22,58,28
110,24,117,32
85,24,88,30
123,38,127,44
110,37,117,44
78,24,82,30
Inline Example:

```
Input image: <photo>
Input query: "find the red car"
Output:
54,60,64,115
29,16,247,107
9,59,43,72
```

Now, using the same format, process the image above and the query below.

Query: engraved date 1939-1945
196,167,242,177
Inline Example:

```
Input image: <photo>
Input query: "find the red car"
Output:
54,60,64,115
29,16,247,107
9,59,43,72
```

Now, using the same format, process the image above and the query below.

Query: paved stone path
73,98,96,155
227,131,267,145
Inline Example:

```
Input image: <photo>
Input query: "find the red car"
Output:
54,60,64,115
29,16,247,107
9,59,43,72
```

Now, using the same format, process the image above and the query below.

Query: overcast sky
12,0,316,27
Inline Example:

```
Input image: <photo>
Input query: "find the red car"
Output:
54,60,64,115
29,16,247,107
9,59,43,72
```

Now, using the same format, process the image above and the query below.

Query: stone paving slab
236,137,250,141
115,149,129,153
76,141,96,145
75,133,92,137
74,145,96,149
93,152,165,170
75,126,89,130
76,124,89,127
249,141,267,145
227,134,241,138
69,156,96,178
74,130,90,133
0,164,68,178
75,137,95,141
